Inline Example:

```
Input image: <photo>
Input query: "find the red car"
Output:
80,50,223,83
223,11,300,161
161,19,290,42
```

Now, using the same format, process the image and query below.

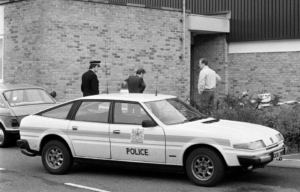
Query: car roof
0,83,44,93
78,93,177,102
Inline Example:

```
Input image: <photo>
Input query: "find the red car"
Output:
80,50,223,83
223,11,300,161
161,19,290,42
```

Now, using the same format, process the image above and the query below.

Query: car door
110,101,166,163
67,100,111,159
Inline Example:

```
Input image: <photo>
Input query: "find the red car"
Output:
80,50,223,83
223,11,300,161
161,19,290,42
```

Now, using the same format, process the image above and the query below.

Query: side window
74,101,110,123
114,102,151,125
41,103,73,119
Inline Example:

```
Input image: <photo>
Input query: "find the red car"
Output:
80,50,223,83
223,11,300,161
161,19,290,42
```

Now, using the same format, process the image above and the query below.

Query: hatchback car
17,93,286,186
0,84,57,147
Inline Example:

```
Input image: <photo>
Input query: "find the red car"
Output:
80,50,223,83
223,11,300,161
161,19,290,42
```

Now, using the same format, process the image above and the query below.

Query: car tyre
0,125,10,148
185,148,225,187
42,140,73,174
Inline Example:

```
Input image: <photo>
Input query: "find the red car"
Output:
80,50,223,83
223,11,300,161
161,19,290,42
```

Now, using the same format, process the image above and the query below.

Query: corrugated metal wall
107,0,300,42
108,0,182,8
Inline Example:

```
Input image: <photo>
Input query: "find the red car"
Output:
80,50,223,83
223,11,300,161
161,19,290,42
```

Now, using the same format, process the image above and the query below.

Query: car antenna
104,34,109,94
155,67,159,96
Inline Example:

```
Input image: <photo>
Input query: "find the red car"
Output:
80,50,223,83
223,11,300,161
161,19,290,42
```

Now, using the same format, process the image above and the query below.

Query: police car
17,93,286,187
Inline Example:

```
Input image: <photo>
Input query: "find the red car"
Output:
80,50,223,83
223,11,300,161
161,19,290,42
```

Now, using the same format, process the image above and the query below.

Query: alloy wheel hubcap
46,147,64,169
192,155,214,181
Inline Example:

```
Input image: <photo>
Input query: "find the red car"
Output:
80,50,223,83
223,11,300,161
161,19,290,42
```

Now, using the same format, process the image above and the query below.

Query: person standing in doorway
198,58,221,115
81,60,101,97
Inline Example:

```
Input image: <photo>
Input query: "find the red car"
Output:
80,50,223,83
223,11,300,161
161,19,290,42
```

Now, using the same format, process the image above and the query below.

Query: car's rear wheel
0,126,10,148
185,148,225,187
42,140,73,174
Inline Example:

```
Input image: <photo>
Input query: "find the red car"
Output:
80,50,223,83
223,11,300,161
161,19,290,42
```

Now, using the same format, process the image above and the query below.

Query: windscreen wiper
182,116,205,123
202,118,220,124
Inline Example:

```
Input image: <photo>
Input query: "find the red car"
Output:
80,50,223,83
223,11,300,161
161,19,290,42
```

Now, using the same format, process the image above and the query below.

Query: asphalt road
1,146,300,192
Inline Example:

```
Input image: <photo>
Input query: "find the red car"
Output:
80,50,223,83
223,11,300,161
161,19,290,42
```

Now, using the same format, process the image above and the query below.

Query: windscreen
144,98,206,125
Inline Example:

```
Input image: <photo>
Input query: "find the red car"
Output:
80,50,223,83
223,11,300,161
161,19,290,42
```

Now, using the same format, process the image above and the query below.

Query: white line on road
65,183,111,192
0,168,5,170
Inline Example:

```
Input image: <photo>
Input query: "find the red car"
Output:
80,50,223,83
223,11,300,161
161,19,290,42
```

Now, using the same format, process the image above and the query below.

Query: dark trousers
200,90,215,115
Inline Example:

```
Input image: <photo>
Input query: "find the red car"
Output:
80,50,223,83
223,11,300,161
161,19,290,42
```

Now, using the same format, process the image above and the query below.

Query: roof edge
0,0,24,5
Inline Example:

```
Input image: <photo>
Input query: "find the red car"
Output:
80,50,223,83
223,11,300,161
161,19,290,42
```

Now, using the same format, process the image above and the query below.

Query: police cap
90,60,101,64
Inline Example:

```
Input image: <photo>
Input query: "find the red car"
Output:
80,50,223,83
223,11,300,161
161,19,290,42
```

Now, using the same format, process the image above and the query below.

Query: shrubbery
190,95,300,154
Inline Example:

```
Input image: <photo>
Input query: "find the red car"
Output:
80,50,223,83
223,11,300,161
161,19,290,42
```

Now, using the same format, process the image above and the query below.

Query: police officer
81,60,101,97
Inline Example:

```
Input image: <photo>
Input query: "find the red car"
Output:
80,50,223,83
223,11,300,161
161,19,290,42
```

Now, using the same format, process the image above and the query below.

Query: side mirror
50,91,57,98
142,120,157,128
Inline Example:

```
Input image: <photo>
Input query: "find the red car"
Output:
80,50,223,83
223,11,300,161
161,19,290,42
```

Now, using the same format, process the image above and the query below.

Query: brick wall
4,0,45,86
4,0,190,101
228,52,300,101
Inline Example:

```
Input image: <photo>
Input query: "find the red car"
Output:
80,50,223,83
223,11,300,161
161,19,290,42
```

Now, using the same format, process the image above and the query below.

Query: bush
190,95,300,154
266,106,300,153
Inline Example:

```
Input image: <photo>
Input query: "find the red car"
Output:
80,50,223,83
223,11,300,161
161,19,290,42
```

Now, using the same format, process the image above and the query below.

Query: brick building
0,0,299,102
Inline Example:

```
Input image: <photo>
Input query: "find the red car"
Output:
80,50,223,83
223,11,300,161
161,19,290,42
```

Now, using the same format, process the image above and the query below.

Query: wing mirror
142,120,157,128
50,91,57,98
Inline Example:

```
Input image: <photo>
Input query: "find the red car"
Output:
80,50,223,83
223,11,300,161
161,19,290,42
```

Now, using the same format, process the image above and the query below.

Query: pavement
268,153,300,169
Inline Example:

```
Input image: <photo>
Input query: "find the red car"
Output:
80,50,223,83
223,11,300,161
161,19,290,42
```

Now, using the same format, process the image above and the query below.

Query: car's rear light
11,119,20,127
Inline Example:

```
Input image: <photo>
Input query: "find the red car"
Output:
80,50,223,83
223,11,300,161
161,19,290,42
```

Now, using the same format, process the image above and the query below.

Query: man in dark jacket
123,68,146,114
124,68,146,93
81,61,101,97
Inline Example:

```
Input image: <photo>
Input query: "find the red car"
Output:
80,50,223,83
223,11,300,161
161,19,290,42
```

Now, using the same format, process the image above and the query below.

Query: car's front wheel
0,126,10,148
185,148,225,187
41,140,73,174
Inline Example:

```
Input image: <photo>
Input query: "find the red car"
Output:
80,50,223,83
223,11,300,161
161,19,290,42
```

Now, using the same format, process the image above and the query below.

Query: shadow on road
70,163,190,183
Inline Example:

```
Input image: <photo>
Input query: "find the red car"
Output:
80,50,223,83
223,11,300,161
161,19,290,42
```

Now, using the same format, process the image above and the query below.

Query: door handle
72,126,78,130
113,130,120,134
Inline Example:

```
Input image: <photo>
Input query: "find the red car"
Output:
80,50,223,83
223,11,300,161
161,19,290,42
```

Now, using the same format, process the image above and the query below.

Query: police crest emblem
131,128,144,143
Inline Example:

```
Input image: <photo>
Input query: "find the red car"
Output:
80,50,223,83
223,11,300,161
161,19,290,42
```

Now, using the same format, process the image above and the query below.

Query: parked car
17,93,286,187
0,83,57,147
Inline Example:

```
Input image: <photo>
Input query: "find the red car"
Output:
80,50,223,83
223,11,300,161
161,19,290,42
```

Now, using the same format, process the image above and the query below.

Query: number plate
273,149,284,159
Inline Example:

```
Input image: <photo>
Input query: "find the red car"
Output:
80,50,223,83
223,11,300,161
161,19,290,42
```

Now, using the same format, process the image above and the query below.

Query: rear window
4,89,55,106
40,103,73,119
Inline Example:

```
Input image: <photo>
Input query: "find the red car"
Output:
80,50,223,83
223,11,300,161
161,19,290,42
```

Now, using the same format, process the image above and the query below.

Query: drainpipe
180,0,186,99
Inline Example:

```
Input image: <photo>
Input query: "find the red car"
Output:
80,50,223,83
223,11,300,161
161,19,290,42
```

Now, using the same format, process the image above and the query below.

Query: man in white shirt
198,58,221,115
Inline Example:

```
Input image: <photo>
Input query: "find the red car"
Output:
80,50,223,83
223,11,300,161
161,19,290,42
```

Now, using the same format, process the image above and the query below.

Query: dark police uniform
81,61,100,97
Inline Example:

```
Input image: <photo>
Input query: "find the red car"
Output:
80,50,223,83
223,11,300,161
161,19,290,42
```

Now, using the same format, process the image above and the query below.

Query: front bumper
237,145,287,168
17,139,39,157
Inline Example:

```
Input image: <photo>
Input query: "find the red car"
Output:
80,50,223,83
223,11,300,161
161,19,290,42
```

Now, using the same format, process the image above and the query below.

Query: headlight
275,133,284,142
233,140,266,150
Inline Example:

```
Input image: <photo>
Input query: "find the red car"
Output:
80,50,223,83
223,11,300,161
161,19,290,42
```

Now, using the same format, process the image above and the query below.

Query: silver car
0,84,57,147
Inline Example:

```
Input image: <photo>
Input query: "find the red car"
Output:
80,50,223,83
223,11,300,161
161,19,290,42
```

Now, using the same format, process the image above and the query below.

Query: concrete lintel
188,14,230,34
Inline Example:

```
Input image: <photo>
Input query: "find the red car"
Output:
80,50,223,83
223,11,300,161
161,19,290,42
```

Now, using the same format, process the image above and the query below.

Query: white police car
17,93,286,187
